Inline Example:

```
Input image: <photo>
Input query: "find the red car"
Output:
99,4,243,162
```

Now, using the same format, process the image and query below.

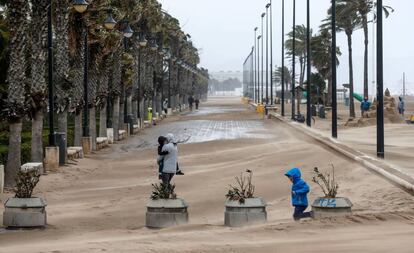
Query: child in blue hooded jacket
285,168,313,220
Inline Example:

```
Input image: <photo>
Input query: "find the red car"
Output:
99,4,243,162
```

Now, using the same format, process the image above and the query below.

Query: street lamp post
306,0,311,127
265,4,270,106
281,0,285,116
261,13,265,103
257,35,262,103
47,0,55,146
292,0,296,120
269,0,273,105
331,0,338,138
137,32,147,120
377,0,384,158
254,27,258,103
122,22,133,124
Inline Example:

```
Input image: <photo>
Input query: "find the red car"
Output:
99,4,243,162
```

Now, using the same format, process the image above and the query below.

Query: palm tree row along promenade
0,0,209,187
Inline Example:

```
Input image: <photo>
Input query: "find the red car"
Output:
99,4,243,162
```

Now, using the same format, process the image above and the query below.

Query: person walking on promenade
188,96,194,111
163,98,169,115
195,97,200,110
285,168,313,221
360,97,371,117
398,96,405,117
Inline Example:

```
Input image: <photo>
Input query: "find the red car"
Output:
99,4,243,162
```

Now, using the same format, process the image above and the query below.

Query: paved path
0,97,413,253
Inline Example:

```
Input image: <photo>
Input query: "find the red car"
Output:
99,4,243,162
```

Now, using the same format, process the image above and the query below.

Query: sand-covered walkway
1,97,414,253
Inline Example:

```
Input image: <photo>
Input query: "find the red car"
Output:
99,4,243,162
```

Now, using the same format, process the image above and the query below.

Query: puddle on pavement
121,119,270,151
182,107,244,116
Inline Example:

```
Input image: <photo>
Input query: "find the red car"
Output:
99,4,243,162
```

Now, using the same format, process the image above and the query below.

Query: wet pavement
116,102,269,152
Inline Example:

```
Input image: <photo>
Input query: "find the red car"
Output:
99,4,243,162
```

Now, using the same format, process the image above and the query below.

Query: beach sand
0,97,413,253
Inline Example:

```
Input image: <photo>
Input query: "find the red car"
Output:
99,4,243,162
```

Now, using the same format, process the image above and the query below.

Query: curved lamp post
73,0,90,137
137,32,147,120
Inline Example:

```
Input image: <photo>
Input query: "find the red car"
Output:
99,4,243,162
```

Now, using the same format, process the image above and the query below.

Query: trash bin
344,97,350,107
318,106,326,119
148,107,153,122
55,132,66,165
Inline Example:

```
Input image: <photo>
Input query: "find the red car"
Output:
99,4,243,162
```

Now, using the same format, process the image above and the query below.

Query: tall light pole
377,0,384,158
269,0,273,105
256,35,261,103
265,4,270,106
281,0,285,116
47,0,55,146
331,0,337,138
72,0,90,137
291,0,296,120
254,27,258,103
137,31,147,119
261,13,265,103
306,0,311,127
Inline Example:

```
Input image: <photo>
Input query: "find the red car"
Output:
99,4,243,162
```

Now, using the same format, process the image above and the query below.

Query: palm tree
5,0,30,187
285,25,309,114
324,2,361,118
310,27,341,106
29,0,48,163
342,0,393,99
273,66,292,100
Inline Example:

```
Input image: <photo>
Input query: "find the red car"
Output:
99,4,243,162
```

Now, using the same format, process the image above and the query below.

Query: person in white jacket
160,135,177,184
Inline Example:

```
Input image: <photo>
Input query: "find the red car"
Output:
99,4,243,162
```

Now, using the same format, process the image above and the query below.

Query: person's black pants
161,173,174,185
293,205,312,220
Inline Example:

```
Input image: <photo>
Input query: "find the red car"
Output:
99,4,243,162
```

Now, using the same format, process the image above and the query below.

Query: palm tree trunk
6,121,22,187
74,111,82,146
363,15,369,99
113,96,120,141
347,32,356,118
89,106,97,150
5,0,30,187
31,110,44,162
58,110,68,154
99,103,107,137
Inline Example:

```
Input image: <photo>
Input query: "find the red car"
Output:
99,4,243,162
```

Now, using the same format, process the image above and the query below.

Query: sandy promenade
0,97,414,253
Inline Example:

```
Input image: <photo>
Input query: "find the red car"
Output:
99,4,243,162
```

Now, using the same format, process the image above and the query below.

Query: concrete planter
311,197,353,218
224,197,267,227
3,197,47,228
146,198,189,228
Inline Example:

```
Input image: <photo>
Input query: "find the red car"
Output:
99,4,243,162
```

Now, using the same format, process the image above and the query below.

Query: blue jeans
293,206,312,220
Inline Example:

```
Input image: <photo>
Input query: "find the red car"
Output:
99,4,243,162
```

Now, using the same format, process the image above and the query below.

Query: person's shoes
176,171,184,175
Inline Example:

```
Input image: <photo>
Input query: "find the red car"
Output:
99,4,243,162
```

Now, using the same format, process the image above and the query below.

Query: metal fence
242,48,254,99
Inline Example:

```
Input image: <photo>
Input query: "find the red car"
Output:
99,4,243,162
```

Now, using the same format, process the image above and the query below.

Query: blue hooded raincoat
285,168,310,207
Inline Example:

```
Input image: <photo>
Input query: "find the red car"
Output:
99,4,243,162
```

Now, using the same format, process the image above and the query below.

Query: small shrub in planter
224,170,267,227
3,167,47,228
146,183,188,228
311,165,353,218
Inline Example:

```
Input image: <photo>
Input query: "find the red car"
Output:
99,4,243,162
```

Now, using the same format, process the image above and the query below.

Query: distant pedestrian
360,97,371,117
163,98,168,115
195,98,200,110
188,96,194,111
285,168,312,221
398,96,405,116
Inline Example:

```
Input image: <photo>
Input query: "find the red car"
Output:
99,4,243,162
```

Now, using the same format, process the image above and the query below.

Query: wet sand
0,97,413,253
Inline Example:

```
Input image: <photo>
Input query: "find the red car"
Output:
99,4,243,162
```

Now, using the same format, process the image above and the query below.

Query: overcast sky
159,0,412,95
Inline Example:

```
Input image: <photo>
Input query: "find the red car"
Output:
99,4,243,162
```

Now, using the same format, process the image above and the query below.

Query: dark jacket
285,168,310,207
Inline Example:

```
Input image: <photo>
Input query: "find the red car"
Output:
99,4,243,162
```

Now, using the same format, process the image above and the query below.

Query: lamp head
73,0,88,13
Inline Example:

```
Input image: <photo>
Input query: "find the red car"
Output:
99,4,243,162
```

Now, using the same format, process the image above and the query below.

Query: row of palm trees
2,0,209,186
272,0,392,117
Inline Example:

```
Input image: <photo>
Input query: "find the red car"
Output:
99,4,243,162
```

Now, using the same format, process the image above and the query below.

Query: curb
253,106,414,194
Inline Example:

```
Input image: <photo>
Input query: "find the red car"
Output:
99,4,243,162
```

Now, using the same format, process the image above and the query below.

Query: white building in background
209,71,243,83
209,71,243,96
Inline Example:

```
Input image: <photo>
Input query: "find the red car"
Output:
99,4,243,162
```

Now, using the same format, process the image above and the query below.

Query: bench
118,130,127,140
96,137,109,150
67,146,84,159
143,121,151,128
